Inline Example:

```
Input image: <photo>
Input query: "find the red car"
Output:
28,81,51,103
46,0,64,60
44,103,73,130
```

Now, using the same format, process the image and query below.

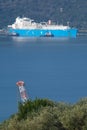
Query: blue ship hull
8,28,77,38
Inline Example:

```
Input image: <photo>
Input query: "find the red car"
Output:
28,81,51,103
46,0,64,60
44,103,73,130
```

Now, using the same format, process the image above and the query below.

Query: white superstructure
8,17,70,30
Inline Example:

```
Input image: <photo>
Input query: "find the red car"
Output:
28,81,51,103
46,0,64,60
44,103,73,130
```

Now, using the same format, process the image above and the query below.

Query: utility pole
60,7,63,24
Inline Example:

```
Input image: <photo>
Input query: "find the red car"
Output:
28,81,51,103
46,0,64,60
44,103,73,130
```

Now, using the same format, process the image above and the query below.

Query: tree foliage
18,98,55,120
0,0,87,29
0,97,87,130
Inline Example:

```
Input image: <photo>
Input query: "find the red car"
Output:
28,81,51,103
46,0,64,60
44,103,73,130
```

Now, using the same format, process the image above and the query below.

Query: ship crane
16,81,28,103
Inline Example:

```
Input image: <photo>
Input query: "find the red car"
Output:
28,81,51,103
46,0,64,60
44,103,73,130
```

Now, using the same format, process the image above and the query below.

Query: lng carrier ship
8,17,77,38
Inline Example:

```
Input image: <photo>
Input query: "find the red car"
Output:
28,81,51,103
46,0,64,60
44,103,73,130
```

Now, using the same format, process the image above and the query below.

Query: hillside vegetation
0,98,87,130
0,0,87,29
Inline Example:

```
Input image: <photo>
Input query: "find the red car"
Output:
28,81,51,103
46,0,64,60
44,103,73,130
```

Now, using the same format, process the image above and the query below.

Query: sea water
0,36,87,122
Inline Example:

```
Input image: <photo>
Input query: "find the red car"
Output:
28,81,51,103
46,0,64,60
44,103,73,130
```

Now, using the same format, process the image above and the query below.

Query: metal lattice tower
16,81,28,103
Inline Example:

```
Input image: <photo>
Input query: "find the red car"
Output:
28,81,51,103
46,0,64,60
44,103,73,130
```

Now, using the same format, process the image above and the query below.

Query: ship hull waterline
8,28,77,38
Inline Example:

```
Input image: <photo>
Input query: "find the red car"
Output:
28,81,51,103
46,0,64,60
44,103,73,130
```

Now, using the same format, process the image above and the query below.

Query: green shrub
1,98,87,130
17,98,55,120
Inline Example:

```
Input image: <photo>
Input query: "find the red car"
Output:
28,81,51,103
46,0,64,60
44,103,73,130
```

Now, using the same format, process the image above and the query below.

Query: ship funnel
48,20,51,25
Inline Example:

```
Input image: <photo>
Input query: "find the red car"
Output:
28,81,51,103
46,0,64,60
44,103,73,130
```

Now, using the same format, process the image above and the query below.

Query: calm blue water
0,36,87,122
